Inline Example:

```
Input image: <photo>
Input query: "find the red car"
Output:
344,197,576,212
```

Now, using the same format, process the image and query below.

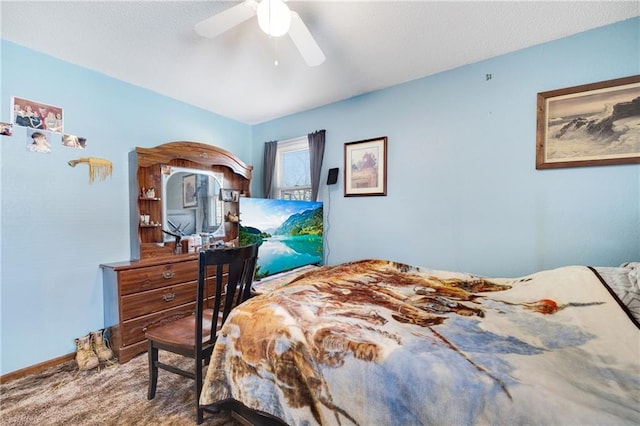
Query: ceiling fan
194,0,326,67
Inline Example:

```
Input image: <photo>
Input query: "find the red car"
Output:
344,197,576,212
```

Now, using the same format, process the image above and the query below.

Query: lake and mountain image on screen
239,198,323,279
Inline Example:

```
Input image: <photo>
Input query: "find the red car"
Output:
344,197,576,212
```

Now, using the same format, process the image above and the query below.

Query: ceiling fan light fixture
257,0,291,37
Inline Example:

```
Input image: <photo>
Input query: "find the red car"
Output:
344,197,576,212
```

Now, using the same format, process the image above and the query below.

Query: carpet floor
0,352,240,425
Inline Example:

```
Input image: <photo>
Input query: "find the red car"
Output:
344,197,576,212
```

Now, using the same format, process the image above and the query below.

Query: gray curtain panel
308,130,326,201
262,141,278,198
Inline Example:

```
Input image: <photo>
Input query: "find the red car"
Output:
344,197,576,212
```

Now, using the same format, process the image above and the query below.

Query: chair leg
147,342,159,400
197,407,204,424
196,358,204,424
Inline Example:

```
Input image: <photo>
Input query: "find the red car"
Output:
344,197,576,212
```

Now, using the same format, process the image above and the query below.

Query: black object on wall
327,168,339,185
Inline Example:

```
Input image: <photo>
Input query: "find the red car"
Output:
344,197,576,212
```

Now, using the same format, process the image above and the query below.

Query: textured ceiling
1,1,639,124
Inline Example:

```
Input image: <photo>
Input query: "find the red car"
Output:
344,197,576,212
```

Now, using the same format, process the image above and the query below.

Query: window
275,137,311,201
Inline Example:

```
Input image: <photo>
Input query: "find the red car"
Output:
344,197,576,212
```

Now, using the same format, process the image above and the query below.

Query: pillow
595,262,640,325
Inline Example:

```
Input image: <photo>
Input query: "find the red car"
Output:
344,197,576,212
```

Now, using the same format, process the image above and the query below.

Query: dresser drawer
121,281,198,320
118,260,199,295
119,278,222,321
120,302,196,346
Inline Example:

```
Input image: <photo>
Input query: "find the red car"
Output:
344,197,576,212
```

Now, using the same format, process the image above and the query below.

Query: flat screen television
239,197,323,280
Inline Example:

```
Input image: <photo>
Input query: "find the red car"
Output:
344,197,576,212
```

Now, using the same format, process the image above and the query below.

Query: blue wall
252,17,640,276
1,18,639,375
0,40,252,375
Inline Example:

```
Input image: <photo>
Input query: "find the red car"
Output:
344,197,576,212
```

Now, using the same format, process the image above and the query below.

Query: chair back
195,243,259,349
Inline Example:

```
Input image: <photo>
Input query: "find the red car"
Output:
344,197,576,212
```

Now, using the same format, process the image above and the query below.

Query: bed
200,260,640,425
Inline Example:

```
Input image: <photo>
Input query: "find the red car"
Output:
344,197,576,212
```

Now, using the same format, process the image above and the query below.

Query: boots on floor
75,334,99,371
91,329,114,362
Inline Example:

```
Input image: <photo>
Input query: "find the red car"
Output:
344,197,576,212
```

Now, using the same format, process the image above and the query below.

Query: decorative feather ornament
68,157,113,183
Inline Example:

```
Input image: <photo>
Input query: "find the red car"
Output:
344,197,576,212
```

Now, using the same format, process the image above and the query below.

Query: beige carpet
0,352,239,425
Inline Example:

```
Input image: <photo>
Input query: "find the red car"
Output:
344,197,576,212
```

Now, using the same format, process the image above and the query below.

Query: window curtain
262,141,278,198
308,129,326,201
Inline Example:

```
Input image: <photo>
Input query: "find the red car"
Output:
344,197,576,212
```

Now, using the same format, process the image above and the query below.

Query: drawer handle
163,292,176,302
162,271,175,279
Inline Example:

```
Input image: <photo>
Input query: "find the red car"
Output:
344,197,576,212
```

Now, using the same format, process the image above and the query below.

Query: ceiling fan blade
288,11,325,67
194,0,258,39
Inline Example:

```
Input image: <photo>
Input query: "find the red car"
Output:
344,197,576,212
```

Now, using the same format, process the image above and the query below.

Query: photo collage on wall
1,96,88,154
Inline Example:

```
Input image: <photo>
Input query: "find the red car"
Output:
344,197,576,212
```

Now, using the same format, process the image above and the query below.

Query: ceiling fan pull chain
268,0,273,35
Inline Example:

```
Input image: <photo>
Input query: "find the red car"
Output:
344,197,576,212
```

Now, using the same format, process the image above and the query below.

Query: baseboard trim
0,352,75,384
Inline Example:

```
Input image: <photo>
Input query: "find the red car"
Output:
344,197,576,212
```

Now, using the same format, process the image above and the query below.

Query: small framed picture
220,188,240,202
344,136,387,196
182,174,197,208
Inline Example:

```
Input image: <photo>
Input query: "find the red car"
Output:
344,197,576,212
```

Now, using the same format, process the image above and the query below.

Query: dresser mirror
162,166,225,240
106,140,254,363
130,141,252,259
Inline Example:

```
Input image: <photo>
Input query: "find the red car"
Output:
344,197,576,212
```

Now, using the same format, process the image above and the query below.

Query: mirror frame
161,166,225,239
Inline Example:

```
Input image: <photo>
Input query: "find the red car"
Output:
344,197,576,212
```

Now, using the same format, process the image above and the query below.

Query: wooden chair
145,243,259,424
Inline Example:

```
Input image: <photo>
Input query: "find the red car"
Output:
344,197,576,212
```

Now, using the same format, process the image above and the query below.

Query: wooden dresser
100,255,202,363
102,141,253,363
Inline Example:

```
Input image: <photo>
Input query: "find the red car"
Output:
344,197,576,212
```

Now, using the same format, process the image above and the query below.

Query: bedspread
200,260,640,425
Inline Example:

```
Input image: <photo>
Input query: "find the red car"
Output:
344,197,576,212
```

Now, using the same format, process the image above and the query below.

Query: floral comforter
200,260,640,425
